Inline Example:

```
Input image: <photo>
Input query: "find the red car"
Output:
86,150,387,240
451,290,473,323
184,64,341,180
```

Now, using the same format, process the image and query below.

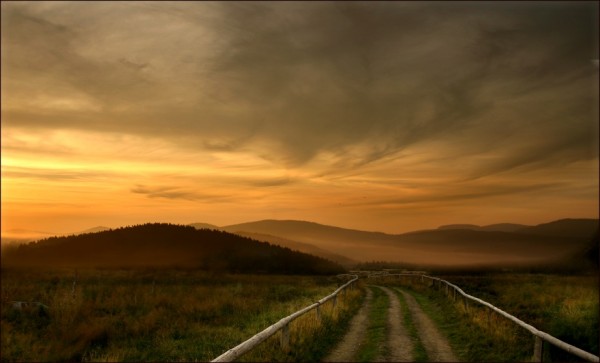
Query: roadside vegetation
375,273,599,362
355,286,388,362
1,268,359,362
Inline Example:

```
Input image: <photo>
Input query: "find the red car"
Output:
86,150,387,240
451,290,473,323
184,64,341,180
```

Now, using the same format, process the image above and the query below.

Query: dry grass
1,268,359,362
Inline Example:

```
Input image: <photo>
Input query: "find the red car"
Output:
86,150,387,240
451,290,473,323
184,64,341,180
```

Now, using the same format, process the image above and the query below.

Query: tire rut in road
374,286,414,362
323,287,373,362
396,288,458,362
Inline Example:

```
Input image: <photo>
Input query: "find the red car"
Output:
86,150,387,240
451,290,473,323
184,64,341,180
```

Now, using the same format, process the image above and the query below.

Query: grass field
376,272,599,362
1,268,361,362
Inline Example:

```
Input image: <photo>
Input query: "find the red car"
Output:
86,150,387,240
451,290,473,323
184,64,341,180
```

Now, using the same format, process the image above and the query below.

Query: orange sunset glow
1,1,598,239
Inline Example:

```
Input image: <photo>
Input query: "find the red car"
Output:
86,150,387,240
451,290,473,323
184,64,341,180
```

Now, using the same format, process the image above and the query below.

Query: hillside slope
220,219,598,267
1,224,344,274
235,231,356,267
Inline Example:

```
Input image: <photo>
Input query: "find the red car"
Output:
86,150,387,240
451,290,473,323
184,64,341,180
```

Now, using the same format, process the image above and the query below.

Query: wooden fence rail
211,275,358,362
369,273,600,363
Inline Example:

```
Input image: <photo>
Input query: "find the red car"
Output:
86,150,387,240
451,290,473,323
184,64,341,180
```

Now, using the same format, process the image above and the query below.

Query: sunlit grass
373,273,598,362
1,268,357,362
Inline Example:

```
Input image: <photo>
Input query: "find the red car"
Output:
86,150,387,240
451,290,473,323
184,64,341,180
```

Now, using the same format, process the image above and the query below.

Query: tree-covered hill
1,223,345,274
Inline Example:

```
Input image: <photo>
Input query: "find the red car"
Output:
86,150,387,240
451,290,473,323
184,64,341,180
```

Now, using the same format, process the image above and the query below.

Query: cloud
2,2,598,182
201,2,597,168
130,185,232,202
350,181,565,208
1,166,114,181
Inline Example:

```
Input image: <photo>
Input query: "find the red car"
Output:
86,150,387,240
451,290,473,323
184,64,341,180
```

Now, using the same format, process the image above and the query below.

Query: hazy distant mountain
219,218,598,268
518,219,599,238
438,223,529,232
222,219,394,249
2,226,110,244
8,218,596,270
77,226,111,234
2,228,54,241
438,224,481,230
234,231,356,267
189,221,356,265
2,224,344,274
189,223,221,230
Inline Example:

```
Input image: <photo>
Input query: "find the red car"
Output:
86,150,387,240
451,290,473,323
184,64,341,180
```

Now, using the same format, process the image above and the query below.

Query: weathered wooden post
72,270,78,299
316,304,322,323
463,296,469,314
453,288,456,301
332,295,337,309
533,336,543,362
280,323,290,351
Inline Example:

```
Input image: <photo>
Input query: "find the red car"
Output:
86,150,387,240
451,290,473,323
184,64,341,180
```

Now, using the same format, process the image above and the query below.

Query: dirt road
323,287,373,362
323,285,458,362
396,288,458,362
375,286,414,362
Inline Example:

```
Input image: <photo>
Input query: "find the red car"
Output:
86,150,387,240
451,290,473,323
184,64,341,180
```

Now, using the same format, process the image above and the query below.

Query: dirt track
323,287,373,362
323,285,458,362
396,288,458,362
375,286,414,362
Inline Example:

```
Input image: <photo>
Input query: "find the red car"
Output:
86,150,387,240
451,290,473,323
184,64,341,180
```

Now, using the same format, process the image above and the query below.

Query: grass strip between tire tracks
355,286,388,362
394,288,428,362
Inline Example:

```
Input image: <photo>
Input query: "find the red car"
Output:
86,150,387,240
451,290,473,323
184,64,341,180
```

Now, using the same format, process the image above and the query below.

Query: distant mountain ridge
438,223,529,232
234,231,356,267
5,217,597,269
190,218,598,268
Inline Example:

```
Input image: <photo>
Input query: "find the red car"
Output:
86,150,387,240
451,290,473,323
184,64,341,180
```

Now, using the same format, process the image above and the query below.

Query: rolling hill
234,231,356,267
438,223,529,232
518,218,599,238
215,218,598,268
1,223,344,274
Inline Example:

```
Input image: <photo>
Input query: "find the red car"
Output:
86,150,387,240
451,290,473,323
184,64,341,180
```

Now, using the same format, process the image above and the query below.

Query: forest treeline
1,223,345,274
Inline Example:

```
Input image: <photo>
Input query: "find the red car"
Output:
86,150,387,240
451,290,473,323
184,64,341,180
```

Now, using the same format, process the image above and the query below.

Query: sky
1,1,598,237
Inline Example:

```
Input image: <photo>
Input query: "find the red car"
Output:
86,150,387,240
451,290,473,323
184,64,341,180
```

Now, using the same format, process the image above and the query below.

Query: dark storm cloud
2,1,598,171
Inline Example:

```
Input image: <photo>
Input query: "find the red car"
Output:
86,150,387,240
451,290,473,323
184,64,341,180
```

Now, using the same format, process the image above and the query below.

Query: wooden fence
369,273,600,362
211,274,358,362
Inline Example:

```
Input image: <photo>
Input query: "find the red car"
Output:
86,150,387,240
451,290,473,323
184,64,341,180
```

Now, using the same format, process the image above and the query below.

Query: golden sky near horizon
1,1,599,237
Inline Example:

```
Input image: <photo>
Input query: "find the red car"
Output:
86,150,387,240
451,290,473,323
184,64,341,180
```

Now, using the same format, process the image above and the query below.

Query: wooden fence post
280,323,290,351
332,295,337,309
533,336,543,362
316,304,321,323
72,271,77,299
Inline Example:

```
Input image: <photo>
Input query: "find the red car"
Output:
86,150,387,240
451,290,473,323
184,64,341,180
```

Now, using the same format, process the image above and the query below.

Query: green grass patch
375,273,598,362
393,289,428,362
442,273,599,361
240,284,365,362
355,286,388,362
